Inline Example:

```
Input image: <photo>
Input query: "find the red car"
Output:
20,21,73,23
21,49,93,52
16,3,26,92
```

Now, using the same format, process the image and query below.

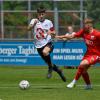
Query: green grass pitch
0,66,100,100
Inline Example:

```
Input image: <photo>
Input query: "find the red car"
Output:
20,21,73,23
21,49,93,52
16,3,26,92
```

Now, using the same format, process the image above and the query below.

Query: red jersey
74,29,100,56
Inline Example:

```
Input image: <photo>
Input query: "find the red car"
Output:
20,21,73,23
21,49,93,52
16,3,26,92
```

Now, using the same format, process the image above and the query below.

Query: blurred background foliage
1,0,100,39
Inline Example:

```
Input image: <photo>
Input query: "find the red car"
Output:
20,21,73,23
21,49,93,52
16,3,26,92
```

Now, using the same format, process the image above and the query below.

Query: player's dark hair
37,6,46,13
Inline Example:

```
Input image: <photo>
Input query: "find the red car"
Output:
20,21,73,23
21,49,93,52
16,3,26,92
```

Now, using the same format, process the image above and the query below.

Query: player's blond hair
84,18,93,24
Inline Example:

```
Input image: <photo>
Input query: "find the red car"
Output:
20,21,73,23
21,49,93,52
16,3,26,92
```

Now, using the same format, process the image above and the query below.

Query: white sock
72,79,77,84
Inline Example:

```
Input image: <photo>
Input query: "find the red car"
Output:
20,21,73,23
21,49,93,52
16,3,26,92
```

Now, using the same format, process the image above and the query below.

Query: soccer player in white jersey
28,6,66,82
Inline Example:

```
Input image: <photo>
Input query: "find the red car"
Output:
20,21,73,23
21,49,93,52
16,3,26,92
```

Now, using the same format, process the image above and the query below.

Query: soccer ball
19,80,30,89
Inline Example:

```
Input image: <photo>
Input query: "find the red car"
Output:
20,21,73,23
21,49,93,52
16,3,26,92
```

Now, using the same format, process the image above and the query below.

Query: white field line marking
0,84,100,88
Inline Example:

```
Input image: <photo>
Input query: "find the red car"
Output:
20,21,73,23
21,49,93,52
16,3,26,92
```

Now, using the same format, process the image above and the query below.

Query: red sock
75,66,84,80
82,72,91,85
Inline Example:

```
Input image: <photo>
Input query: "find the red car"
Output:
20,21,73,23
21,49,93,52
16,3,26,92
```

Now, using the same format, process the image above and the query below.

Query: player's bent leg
67,55,99,89
44,56,53,79
67,60,89,89
42,46,51,56
82,66,92,89
81,55,99,89
44,55,53,79
74,59,89,80
37,47,53,79
53,64,66,82
42,45,54,78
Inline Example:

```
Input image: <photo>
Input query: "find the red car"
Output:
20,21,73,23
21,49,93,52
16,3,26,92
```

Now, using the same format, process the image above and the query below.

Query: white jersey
29,19,54,48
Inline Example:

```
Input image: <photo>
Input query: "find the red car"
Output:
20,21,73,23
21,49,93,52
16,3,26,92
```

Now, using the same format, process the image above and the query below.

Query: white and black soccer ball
19,80,30,89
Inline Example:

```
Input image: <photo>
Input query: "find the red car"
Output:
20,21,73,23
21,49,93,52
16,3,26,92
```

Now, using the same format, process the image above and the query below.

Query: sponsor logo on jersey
91,35,95,40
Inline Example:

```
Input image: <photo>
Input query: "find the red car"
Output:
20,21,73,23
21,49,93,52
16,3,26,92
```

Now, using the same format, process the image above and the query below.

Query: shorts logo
44,24,48,27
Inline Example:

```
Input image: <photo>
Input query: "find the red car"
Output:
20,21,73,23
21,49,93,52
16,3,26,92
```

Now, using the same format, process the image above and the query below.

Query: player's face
37,12,46,22
84,22,93,32
67,26,73,34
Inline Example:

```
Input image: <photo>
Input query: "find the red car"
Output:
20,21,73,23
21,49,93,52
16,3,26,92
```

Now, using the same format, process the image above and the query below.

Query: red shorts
82,54,100,65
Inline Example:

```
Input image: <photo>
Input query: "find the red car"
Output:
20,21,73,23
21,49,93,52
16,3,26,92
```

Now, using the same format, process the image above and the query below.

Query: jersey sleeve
74,29,84,38
49,20,55,31
29,19,37,25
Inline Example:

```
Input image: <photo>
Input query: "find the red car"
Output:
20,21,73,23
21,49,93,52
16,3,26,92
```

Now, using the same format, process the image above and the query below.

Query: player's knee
42,50,49,56
79,61,89,72
43,47,50,56
80,60,89,66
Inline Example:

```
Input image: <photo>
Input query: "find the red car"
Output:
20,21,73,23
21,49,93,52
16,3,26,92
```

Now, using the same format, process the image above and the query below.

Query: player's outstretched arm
55,33,75,40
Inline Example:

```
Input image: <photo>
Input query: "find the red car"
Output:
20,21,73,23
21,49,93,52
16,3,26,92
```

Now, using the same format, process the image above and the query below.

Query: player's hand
51,33,56,38
27,19,39,31
34,19,39,25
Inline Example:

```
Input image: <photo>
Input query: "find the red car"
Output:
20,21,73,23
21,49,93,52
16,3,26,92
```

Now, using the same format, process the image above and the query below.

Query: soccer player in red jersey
56,18,100,89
